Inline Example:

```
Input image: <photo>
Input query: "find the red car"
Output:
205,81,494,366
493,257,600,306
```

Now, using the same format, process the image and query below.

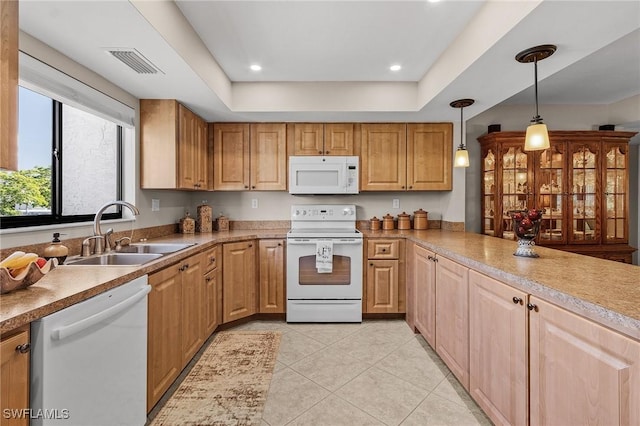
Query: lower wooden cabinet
202,245,222,338
180,256,204,365
413,245,436,347
529,296,640,425
365,239,405,314
435,255,470,390
1,326,30,426
259,239,285,313
469,271,528,426
223,241,257,322
147,253,205,412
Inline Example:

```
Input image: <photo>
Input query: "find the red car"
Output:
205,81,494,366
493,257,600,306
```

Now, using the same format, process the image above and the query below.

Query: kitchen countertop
2,229,638,341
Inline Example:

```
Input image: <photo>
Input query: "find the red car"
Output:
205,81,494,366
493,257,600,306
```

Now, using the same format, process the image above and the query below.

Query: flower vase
510,208,544,258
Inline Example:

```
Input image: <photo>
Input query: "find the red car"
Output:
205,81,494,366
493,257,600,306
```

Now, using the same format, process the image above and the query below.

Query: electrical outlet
251,199,258,209
392,198,400,209
151,199,160,211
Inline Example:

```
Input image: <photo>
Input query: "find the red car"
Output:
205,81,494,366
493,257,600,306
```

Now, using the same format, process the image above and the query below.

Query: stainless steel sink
66,253,163,266
116,243,196,254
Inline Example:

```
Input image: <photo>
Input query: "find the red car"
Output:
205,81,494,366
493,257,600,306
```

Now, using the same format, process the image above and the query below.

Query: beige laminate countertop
2,229,639,341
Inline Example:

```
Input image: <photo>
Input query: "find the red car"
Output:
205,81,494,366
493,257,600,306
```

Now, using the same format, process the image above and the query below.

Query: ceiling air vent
106,48,163,74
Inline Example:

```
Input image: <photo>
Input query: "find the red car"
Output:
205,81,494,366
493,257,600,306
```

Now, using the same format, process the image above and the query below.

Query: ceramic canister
382,213,395,230
370,217,381,231
397,212,411,230
413,209,428,230
179,212,195,234
196,201,212,233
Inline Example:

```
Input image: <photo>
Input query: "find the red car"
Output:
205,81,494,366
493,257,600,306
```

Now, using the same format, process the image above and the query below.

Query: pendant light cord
533,57,541,123
459,107,465,149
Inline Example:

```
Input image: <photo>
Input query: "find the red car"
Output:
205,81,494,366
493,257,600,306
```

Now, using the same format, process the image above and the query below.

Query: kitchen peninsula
2,228,639,425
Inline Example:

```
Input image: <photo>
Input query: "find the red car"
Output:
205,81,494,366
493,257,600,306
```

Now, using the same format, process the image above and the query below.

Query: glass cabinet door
536,144,566,244
501,146,531,240
482,149,497,237
569,144,599,243
603,143,628,243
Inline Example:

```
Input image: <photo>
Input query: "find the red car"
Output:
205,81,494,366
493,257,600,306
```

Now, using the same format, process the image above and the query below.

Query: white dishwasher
30,275,151,426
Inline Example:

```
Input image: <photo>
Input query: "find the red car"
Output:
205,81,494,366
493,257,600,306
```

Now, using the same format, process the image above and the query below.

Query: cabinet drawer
202,245,218,272
367,240,399,259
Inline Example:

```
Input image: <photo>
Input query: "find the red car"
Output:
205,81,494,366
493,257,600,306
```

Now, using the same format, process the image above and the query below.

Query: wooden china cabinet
478,130,637,263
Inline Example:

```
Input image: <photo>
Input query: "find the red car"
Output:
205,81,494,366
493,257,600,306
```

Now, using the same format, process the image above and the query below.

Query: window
0,86,123,228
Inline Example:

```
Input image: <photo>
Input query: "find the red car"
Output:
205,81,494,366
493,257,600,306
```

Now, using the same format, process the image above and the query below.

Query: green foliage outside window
0,166,51,216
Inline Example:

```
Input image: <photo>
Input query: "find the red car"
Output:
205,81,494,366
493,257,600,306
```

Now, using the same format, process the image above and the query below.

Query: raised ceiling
18,1,640,123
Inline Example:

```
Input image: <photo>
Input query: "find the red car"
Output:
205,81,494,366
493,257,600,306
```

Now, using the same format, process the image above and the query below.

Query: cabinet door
293,123,324,155
366,260,399,313
568,142,600,244
147,264,182,412
1,327,29,426
259,239,285,313
0,0,18,171
529,296,640,425
194,114,208,189
203,268,221,338
413,245,436,347
324,123,354,156
535,142,568,245
407,123,452,190
140,99,179,189
177,104,197,189
223,241,257,322
469,271,528,426
481,146,498,237
213,123,250,190
250,123,287,190
181,255,204,367
500,143,534,240
602,141,629,244
360,123,406,191
435,255,470,389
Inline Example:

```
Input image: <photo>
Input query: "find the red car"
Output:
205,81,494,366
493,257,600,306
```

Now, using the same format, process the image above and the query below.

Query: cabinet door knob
248,244,253,247
209,257,215,262
527,303,539,312
318,150,323,154
252,185,256,189
325,151,330,154
409,186,413,189
244,185,249,189
401,186,405,189
369,263,374,266
16,343,30,354
277,243,282,246
381,248,386,252
205,277,212,282
512,297,523,305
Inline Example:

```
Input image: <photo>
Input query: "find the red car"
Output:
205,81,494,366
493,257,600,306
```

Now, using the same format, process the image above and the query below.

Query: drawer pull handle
381,248,386,252
512,297,523,305
527,303,539,312
16,343,30,354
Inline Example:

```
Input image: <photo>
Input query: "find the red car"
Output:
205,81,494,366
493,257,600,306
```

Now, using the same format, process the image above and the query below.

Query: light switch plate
392,199,400,209
251,199,258,209
151,199,160,211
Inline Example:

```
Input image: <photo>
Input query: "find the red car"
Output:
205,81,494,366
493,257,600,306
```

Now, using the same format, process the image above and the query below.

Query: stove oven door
286,237,363,300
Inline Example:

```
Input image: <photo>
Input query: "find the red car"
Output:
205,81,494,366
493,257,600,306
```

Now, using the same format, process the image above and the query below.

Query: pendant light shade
450,98,475,168
516,44,556,151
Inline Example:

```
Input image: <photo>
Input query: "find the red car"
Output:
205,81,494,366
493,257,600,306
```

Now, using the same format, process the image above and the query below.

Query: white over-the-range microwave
288,156,359,194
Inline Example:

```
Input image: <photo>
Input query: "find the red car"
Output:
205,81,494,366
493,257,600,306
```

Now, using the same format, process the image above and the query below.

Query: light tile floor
231,319,492,426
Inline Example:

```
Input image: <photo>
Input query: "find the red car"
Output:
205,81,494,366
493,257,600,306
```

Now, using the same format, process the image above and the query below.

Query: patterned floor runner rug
150,331,282,426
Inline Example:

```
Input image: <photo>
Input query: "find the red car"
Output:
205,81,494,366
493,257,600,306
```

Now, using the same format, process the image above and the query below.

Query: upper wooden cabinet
140,99,208,190
213,123,287,190
478,130,637,263
360,123,452,191
291,123,354,156
0,0,18,171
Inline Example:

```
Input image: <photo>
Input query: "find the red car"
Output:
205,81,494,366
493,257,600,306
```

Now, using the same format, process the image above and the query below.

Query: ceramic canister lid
413,209,428,217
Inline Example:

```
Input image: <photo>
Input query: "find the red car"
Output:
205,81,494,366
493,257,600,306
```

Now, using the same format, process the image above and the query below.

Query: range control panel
291,204,356,221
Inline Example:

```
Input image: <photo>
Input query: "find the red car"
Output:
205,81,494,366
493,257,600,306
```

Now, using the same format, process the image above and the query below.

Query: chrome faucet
88,200,140,255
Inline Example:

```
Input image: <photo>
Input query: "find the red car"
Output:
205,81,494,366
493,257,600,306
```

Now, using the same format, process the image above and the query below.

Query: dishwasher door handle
51,285,151,341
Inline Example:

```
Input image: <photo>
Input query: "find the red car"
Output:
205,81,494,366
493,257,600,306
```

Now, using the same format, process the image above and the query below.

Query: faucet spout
93,200,140,239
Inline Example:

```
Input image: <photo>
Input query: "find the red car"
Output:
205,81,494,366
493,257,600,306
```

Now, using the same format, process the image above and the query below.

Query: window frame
1,93,124,229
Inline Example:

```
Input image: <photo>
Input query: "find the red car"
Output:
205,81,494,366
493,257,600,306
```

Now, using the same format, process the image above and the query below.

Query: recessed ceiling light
250,64,262,71
390,64,402,71
428,0,441,3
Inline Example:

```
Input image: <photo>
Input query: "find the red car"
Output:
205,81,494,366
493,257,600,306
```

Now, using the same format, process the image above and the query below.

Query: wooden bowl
0,258,58,294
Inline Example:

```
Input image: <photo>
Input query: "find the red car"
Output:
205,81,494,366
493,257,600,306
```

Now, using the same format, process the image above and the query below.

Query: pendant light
515,44,556,151
450,98,475,168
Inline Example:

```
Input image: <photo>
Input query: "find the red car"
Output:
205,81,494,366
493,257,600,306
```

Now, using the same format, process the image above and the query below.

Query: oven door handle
287,239,363,245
